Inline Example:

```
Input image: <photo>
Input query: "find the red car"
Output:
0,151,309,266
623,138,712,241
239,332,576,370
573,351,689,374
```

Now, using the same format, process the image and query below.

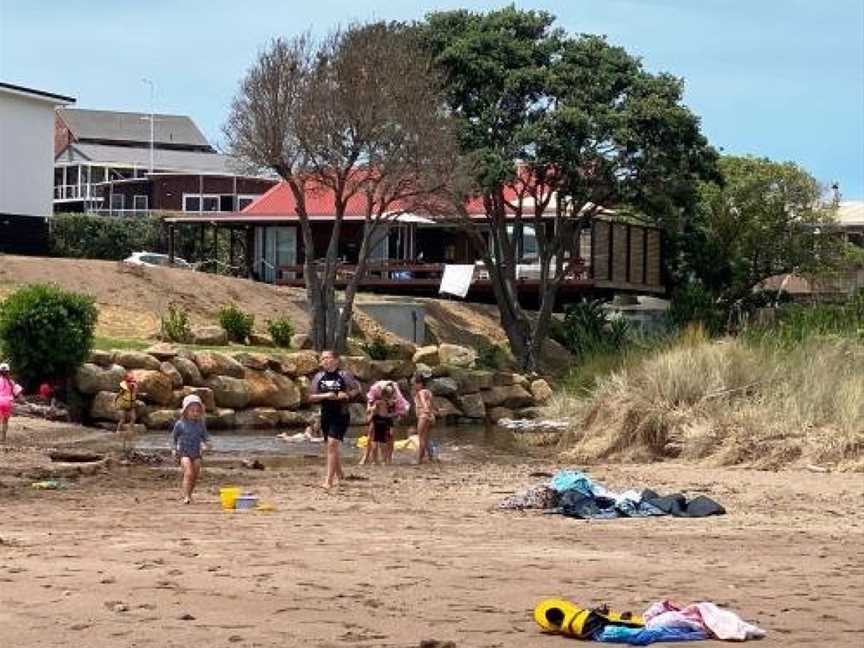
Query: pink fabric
0,377,22,420
366,380,410,416
644,600,766,641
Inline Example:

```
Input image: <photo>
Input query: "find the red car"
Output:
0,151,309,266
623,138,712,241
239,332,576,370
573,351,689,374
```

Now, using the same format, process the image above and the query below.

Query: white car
124,252,194,269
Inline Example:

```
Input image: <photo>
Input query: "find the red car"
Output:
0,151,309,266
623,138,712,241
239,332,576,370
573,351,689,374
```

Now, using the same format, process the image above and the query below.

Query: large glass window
133,195,148,211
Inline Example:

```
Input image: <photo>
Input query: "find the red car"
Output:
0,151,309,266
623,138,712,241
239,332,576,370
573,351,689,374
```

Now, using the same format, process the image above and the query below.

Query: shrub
267,315,294,348
557,300,629,359
666,282,724,335
476,342,506,370
0,284,97,388
361,336,392,360
218,304,255,344
160,304,192,343
50,213,162,260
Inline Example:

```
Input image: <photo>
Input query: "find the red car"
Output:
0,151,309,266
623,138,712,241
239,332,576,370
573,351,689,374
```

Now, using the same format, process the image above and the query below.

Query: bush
160,304,192,343
267,315,295,348
50,213,162,260
476,342,507,370
361,336,392,360
745,290,864,346
0,284,98,388
557,300,629,359
666,282,724,335
218,304,254,343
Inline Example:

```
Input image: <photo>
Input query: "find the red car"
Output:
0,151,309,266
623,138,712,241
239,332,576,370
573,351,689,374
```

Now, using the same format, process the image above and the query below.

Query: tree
420,7,717,371
687,155,842,305
225,24,455,351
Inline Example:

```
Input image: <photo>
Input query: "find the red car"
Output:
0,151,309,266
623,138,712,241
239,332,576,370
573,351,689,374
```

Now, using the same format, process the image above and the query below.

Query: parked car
123,252,194,269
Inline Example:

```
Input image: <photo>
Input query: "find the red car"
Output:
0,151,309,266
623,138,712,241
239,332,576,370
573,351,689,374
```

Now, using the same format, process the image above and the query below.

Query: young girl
171,394,210,504
114,372,138,451
364,384,397,465
361,380,410,465
413,372,438,464
0,363,23,444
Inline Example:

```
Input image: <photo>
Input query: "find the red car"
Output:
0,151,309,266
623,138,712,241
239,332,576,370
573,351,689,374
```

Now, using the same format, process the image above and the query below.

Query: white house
0,82,75,254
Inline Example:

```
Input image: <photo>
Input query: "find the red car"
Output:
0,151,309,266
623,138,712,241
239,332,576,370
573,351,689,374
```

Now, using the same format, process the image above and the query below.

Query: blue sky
2,0,862,198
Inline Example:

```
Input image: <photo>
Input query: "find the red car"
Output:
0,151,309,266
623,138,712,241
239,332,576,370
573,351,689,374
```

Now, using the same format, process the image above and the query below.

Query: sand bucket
219,486,241,510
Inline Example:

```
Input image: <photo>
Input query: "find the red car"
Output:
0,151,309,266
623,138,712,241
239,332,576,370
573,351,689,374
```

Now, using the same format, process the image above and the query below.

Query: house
53,108,276,215
0,82,75,254
163,180,665,305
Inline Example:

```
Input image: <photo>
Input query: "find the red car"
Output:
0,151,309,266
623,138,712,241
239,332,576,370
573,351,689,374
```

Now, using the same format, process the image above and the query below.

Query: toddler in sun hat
171,394,210,504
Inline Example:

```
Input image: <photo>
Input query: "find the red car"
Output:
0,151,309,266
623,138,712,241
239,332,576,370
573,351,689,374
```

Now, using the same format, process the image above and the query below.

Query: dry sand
0,421,862,647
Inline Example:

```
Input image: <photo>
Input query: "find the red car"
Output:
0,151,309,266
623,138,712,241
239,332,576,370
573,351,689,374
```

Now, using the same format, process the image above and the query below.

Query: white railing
54,184,103,201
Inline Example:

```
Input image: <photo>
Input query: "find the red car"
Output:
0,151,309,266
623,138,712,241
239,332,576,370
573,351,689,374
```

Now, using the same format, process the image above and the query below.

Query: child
171,394,210,504
114,372,138,451
0,362,23,444
412,372,438,464
361,380,410,465
364,384,398,465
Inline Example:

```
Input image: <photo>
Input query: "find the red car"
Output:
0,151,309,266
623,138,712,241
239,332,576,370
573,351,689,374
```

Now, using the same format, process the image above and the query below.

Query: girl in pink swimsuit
0,362,24,444
412,372,438,464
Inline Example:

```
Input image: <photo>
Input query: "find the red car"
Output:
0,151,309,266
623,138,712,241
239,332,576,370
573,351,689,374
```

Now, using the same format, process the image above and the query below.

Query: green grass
93,336,292,355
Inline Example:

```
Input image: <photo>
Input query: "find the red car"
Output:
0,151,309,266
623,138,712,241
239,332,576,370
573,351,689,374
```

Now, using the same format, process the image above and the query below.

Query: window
219,195,234,212
238,196,255,211
133,195,148,211
89,166,105,183
183,194,220,212
184,195,200,212
111,194,125,211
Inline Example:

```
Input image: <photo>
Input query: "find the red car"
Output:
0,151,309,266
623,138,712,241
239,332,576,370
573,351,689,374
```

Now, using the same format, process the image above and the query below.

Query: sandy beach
1,422,862,648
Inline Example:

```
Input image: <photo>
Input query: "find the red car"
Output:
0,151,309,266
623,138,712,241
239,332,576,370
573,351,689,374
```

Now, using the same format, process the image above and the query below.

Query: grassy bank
549,323,864,471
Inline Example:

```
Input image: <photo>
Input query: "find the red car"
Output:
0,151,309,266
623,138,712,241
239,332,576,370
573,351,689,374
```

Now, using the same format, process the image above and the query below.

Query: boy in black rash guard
308,350,361,489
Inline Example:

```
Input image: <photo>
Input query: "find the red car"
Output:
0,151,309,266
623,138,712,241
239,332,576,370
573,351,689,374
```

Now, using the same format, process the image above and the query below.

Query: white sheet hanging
439,264,475,298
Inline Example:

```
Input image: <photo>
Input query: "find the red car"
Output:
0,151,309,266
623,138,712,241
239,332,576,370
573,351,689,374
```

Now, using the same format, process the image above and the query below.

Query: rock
439,343,477,368
172,386,216,412
173,356,204,387
389,340,417,361
492,371,516,386
290,333,312,350
344,338,367,356
516,406,544,419
113,351,161,371
142,409,177,429
249,332,274,347
245,370,301,409
429,377,458,397
279,410,315,428
190,325,228,346
235,407,280,429
88,350,114,367
370,359,413,381
285,351,320,376
130,369,174,405
458,393,486,419
530,378,553,404
487,406,514,423
90,391,121,420
232,352,270,370
481,384,534,409
414,363,433,378
295,375,310,403
242,459,266,470
270,372,302,409
194,351,245,378
144,343,179,360
207,408,235,429
431,365,450,378
267,353,297,375
160,362,183,389
344,355,373,381
75,363,125,395
433,396,462,421
412,345,440,366
512,373,530,388
448,368,492,394
206,376,251,409
348,402,367,426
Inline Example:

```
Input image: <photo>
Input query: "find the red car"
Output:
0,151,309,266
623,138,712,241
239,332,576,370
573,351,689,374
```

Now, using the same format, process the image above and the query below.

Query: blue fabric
550,470,597,496
595,625,707,645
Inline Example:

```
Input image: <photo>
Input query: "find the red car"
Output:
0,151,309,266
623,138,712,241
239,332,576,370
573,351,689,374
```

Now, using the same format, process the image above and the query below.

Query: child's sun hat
181,393,205,416
0,362,9,373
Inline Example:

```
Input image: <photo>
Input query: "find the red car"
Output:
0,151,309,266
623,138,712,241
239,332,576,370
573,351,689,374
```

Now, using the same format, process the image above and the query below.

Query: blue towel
595,626,708,645
550,470,597,496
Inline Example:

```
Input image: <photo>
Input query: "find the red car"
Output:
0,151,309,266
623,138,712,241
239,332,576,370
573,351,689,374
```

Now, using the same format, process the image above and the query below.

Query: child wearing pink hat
0,362,23,444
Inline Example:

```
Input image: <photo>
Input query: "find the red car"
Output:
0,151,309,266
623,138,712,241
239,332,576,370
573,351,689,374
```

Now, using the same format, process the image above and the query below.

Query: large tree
225,23,454,351
420,7,717,371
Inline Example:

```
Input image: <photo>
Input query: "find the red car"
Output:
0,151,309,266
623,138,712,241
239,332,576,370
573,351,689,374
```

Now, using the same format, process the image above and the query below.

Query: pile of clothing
499,470,725,519
534,598,765,644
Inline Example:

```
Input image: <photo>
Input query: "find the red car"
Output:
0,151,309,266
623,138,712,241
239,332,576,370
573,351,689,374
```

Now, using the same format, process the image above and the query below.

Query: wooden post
167,223,175,263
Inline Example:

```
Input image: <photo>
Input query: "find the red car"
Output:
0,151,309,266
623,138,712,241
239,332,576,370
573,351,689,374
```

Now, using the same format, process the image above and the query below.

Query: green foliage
556,301,630,359
0,284,97,388
218,304,254,343
160,304,192,343
745,290,864,346
267,315,295,348
360,336,393,360
476,342,507,370
50,213,162,260
666,283,725,335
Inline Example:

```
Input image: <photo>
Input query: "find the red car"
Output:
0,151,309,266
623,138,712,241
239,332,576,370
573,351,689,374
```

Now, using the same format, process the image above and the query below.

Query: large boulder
249,332,274,347
172,356,204,387
448,368,491,394
245,370,302,409
235,407,281,429
190,326,228,346
142,409,177,430
144,343,179,361
285,351,320,376
130,369,174,405
412,345,439,366
487,406,514,423
207,408,236,429
90,391,145,421
267,353,297,375
429,377,458,397
343,355,373,382
458,393,486,419
171,386,216,412
295,375,310,404
232,351,270,371
290,333,313,350
194,351,245,378
88,350,114,367
75,363,125,395
279,410,315,428
270,372,302,409
160,361,183,389
433,396,462,421
370,359,414,381
389,341,417,361
493,371,516,386
114,351,161,371
481,384,534,410
206,375,251,409
438,343,477,368
530,378,553,404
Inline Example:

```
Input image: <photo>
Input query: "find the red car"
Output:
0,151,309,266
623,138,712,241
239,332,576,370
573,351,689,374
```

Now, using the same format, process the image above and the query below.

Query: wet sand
0,424,862,647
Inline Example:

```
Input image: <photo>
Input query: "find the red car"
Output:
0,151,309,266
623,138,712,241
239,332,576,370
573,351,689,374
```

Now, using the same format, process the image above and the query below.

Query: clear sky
2,0,862,198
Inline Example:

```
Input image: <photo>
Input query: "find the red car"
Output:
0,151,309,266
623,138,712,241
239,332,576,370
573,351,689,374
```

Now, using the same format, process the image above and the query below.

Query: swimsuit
312,370,358,443
172,418,209,459
371,413,393,443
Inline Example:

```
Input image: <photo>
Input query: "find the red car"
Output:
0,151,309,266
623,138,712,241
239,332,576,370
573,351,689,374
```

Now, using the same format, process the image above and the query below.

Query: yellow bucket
219,486,242,510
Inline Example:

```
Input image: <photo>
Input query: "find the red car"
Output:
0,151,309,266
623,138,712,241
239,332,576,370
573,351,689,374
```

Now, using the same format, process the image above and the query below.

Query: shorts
321,413,350,443
371,418,392,444
0,400,11,421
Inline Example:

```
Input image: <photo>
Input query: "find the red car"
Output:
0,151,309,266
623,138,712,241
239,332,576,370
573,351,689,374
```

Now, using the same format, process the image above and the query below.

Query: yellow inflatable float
533,599,644,639
356,434,420,450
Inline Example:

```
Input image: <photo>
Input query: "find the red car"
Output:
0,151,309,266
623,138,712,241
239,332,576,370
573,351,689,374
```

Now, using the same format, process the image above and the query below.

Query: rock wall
75,344,552,431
